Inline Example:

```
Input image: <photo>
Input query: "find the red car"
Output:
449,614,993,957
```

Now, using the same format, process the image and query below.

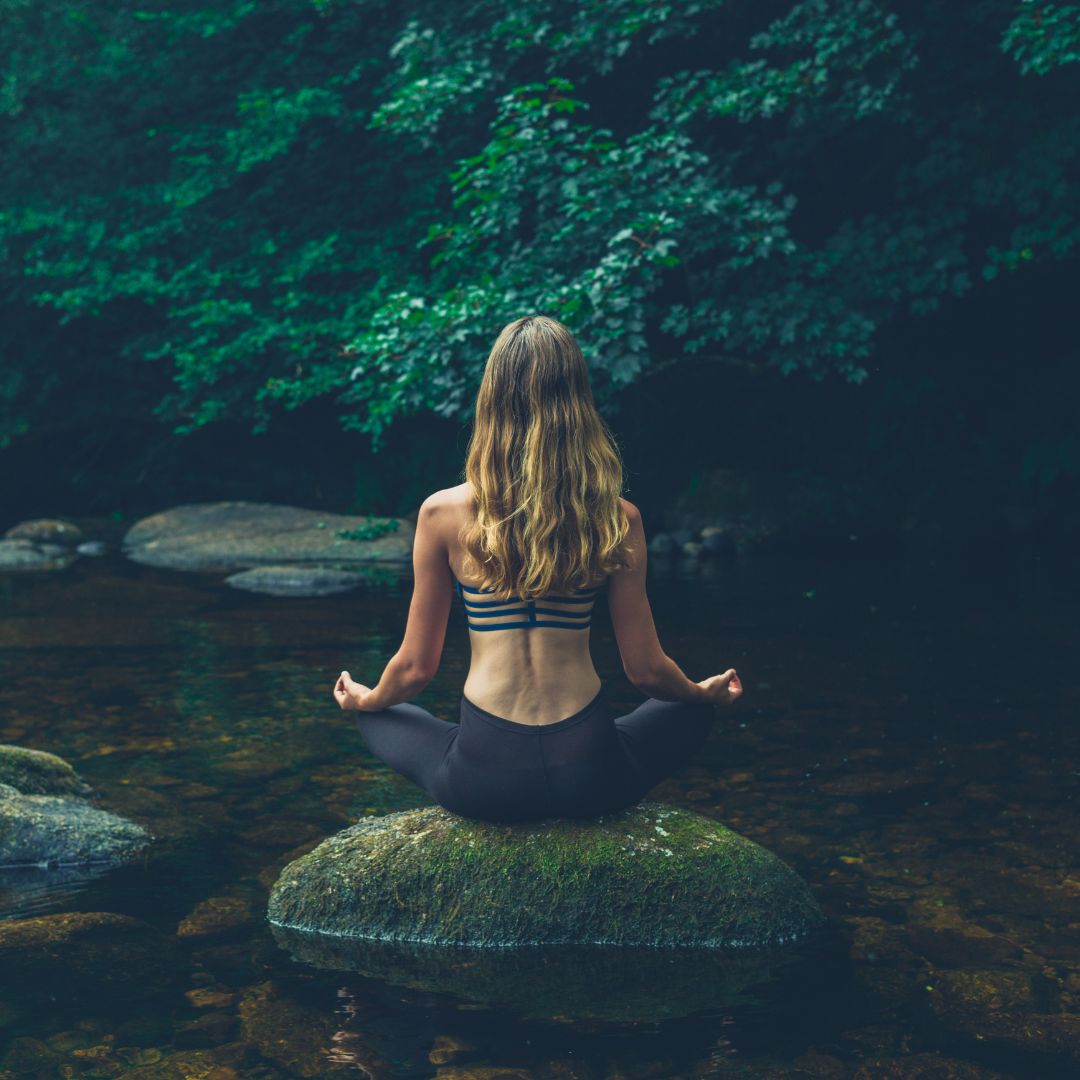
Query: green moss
267,801,824,949
336,516,400,542
0,745,91,797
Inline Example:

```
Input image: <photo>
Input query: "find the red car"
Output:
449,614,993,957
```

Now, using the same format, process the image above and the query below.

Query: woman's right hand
697,668,743,706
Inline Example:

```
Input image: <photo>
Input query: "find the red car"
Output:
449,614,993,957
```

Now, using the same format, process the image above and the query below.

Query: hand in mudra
697,668,743,706
333,670,372,710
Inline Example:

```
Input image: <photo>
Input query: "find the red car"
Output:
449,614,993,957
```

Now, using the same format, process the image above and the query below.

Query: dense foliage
1,0,1077,462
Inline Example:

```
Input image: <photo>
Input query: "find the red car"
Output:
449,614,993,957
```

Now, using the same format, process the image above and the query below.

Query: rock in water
0,539,74,572
0,745,148,870
122,501,412,572
267,802,824,948
0,744,92,797
4,519,82,544
0,784,150,868
224,564,368,597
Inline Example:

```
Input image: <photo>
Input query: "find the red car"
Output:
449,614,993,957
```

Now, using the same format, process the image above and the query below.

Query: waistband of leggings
459,685,608,734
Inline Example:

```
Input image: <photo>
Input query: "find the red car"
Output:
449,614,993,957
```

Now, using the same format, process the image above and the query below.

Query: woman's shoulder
420,483,474,513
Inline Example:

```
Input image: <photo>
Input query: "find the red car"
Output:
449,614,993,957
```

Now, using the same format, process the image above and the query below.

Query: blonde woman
333,315,743,823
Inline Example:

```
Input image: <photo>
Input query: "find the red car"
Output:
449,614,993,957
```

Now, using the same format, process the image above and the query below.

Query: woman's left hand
334,670,374,711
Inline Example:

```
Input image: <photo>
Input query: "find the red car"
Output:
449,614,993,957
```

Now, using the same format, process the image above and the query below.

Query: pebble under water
0,532,1076,1079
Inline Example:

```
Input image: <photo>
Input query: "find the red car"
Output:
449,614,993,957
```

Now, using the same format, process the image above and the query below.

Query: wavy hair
458,315,632,600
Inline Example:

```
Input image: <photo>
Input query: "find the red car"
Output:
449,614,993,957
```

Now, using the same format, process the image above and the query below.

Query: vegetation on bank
1,2,1078,527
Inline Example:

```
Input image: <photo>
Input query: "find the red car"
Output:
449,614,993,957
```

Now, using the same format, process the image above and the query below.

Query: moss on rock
0,745,91,797
267,801,824,948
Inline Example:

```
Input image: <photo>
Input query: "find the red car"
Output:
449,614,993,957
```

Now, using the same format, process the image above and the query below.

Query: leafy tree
1,0,1078,457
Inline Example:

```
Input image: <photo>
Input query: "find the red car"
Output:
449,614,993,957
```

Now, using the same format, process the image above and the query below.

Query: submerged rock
0,784,149,868
177,895,253,940
0,912,175,1000
926,967,1080,1066
238,981,343,1077
852,1054,1012,1080
123,501,412,572
0,744,92,797
224,564,368,597
267,801,824,949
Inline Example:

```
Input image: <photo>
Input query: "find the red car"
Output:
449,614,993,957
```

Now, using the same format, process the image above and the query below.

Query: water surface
0,534,1077,1078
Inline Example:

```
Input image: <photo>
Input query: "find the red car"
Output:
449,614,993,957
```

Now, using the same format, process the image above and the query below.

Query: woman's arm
333,493,454,712
608,499,742,706
630,655,711,704
335,653,432,712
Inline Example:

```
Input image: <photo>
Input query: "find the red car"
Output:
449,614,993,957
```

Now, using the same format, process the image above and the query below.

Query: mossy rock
0,784,150,867
0,745,92,797
267,801,824,949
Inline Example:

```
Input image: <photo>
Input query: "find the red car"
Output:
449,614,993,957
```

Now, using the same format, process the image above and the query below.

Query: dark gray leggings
354,686,717,824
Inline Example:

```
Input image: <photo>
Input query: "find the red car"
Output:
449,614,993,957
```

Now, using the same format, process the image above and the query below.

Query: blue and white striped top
453,575,604,631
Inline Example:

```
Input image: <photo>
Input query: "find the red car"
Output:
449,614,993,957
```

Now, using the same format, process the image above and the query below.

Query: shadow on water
0,533,1078,1076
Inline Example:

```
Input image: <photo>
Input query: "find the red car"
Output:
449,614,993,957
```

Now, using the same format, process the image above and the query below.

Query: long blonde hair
459,315,632,600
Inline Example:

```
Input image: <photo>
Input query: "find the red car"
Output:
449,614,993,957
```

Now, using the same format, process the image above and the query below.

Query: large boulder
122,501,413,572
267,801,824,949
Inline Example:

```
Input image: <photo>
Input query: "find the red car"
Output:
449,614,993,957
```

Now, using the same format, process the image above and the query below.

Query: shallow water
1,534,1078,1078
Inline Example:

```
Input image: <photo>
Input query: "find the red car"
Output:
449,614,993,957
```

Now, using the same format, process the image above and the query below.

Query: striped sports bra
453,574,605,631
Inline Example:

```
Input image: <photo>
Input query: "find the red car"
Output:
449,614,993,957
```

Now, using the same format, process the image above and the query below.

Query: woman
333,315,743,824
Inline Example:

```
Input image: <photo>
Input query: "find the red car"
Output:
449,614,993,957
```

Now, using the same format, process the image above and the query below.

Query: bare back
445,482,607,725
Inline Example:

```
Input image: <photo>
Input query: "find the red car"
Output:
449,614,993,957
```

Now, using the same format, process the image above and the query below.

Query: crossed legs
613,696,718,793
353,695,718,810
353,702,457,795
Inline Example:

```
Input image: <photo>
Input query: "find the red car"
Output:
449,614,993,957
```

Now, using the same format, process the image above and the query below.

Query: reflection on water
0,534,1077,1077
269,922,836,1024
0,864,112,920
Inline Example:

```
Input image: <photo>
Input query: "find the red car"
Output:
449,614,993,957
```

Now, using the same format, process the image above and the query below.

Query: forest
2,0,1078,544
